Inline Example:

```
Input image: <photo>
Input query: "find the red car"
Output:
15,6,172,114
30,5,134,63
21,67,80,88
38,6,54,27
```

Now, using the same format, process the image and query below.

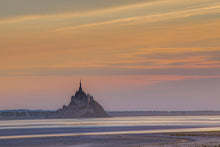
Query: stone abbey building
55,81,108,118
71,81,93,107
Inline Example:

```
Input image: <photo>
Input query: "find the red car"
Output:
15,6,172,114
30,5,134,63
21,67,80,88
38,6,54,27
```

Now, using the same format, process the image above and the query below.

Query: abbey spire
79,80,82,92
75,80,85,97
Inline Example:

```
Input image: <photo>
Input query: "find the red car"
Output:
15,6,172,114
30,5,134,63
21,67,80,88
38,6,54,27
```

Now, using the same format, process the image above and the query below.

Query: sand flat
1,131,220,147
0,133,186,147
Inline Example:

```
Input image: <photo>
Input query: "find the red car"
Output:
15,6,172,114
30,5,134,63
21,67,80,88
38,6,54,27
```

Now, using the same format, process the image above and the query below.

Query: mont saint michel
55,81,108,118
0,81,108,119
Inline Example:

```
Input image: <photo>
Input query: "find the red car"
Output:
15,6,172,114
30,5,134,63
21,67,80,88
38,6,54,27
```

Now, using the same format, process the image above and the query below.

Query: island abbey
55,81,108,118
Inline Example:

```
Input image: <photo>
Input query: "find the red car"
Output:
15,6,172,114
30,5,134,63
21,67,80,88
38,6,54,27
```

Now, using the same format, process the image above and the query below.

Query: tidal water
0,116,220,139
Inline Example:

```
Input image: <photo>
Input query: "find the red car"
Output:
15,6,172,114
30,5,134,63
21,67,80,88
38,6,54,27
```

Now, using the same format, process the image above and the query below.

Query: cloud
0,0,161,24
0,66,220,77
172,37,220,48
54,2,220,32
0,46,219,76
113,48,220,68
1,0,220,30
137,48,220,60
0,0,219,77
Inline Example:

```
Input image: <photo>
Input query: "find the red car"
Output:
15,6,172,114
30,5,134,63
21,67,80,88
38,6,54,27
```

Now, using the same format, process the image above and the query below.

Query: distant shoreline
108,111,220,117
1,110,220,120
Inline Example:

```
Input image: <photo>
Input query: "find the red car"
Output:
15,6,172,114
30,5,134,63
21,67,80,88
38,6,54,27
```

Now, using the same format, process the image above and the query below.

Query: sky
0,0,219,111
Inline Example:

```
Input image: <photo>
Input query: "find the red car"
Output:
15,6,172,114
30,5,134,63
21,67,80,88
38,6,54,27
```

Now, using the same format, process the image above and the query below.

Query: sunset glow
0,0,219,111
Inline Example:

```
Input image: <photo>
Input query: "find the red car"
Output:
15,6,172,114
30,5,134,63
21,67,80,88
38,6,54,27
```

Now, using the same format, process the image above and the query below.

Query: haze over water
1,116,220,139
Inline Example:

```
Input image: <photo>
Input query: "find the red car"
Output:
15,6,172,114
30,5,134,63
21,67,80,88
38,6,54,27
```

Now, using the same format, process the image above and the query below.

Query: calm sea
0,116,220,139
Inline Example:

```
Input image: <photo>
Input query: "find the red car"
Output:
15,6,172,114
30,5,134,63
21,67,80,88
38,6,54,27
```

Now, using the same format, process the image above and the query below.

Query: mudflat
0,133,185,147
1,131,220,147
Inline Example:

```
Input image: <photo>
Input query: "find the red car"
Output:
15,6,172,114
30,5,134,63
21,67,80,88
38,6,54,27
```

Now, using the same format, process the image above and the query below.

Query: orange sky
0,0,219,110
